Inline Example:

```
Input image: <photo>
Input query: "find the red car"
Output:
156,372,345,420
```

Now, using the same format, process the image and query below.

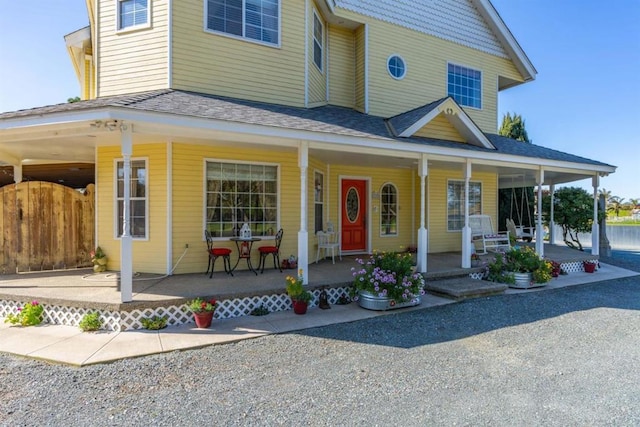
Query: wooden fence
0,182,94,274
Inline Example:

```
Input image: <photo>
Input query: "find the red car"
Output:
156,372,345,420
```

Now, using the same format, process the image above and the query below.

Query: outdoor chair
469,214,510,254
257,228,283,273
205,230,233,278
506,218,534,242
316,230,341,264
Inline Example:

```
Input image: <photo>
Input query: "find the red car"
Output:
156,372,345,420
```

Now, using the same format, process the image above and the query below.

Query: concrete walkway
1,262,637,366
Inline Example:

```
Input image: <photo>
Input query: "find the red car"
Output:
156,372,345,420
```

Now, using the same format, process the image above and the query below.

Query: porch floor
0,243,597,309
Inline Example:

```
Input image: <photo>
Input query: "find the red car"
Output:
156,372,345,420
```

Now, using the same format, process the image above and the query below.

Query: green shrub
141,316,168,330
79,312,102,332
4,301,44,326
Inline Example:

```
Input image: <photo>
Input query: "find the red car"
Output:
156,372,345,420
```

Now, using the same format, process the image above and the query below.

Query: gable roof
332,0,536,82
0,89,611,171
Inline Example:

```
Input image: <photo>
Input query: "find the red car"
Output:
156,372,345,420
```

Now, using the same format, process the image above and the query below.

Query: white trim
379,182,399,237
338,175,371,254
203,0,281,49
166,140,173,275
364,24,369,114
312,9,324,73
95,0,100,98
167,0,173,88
325,23,330,102
446,62,483,110
304,0,309,107
386,54,407,80
116,0,152,33
114,157,150,241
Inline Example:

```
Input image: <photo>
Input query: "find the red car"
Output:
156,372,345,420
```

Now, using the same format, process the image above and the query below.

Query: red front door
341,179,367,252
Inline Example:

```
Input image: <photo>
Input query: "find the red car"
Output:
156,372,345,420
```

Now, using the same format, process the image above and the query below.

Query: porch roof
0,89,614,173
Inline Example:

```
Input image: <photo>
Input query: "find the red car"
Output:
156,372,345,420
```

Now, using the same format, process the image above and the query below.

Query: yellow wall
414,114,466,142
97,0,169,96
171,0,306,107
428,167,498,252
96,144,168,273
328,25,355,108
354,25,366,113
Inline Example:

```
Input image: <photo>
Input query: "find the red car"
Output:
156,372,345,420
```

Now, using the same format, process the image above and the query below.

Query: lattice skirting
0,286,353,331
468,260,592,280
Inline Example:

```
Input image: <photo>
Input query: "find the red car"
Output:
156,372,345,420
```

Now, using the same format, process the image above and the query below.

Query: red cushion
210,248,232,256
258,246,278,254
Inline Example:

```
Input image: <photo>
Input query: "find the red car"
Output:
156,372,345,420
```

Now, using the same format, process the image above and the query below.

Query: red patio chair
257,228,284,273
205,230,233,278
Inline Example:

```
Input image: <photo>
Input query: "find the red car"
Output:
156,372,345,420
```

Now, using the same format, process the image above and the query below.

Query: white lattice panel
561,261,585,274
468,272,485,280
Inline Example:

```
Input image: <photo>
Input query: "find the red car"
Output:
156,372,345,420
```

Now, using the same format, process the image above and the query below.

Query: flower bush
486,246,552,284
186,297,218,314
5,301,44,326
285,270,312,303
351,251,425,302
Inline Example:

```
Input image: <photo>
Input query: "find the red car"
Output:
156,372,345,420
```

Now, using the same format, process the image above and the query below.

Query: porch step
425,277,507,301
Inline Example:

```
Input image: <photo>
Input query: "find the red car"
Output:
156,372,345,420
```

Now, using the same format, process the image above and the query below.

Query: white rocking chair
316,231,341,264
469,215,511,254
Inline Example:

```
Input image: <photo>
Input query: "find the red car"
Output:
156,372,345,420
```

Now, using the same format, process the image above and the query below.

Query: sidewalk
1,262,637,366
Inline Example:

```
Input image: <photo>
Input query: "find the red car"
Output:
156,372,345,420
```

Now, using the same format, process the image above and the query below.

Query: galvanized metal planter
509,272,547,289
357,291,421,311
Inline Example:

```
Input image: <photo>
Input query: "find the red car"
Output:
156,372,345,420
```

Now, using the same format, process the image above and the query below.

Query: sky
0,0,638,201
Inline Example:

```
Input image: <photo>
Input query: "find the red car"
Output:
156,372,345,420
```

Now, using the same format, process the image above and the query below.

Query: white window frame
447,62,482,109
312,10,324,72
204,0,281,48
386,54,406,80
380,182,399,237
203,159,280,241
116,0,151,33
314,170,325,233
114,158,149,240
447,180,482,232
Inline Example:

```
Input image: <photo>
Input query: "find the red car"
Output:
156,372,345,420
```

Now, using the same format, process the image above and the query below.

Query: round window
387,55,406,80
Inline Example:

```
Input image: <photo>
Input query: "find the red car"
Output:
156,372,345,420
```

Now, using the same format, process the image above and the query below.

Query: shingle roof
386,97,447,136
0,89,612,169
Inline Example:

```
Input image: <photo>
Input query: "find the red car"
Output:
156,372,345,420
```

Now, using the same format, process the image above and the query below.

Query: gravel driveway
1,252,639,426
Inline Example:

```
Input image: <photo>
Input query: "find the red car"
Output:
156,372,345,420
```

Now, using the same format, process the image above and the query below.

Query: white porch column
535,168,544,256
417,154,428,273
549,184,555,245
591,175,600,256
297,142,309,284
13,165,22,183
120,123,133,303
461,160,472,268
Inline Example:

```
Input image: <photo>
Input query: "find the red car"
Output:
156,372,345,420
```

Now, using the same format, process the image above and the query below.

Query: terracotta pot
291,299,308,315
193,311,214,328
583,261,597,273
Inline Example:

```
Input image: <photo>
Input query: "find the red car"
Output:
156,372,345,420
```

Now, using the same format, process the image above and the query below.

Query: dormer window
447,63,482,109
118,0,149,31
206,0,280,46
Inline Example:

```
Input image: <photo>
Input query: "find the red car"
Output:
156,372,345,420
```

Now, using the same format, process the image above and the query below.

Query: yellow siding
171,0,306,107
328,25,355,108
354,25,366,112
308,4,326,106
333,8,524,133
97,0,169,96
96,144,168,274
171,143,300,275
428,168,498,252
414,114,465,142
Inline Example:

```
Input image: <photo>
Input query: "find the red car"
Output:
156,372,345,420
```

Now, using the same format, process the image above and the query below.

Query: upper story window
380,183,398,236
447,63,482,109
206,0,279,46
118,0,149,31
312,12,323,71
387,55,406,80
116,159,148,239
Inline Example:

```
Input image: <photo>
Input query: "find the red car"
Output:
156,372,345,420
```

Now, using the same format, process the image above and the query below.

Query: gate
0,181,95,274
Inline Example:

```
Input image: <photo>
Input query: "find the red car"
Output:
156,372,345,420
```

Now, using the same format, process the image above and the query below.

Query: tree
598,188,612,207
628,198,639,209
499,112,530,143
607,196,625,218
498,113,533,231
67,96,81,103
542,187,604,251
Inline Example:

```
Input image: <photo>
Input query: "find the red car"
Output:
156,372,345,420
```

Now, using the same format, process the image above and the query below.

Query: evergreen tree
499,112,530,143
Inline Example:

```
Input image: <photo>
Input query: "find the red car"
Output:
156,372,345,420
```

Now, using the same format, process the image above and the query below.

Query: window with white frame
387,55,406,80
313,12,323,71
447,180,482,231
314,171,324,233
206,0,279,45
447,63,482,109
380,183,398,236
205,161,278,238
116,159,147,238
118,0,149,30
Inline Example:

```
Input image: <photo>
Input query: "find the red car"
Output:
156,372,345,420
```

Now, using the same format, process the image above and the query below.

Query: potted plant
583,260,598,273
471,253,481,267
186,297,218,328
486,246,552,288
285,271,313,314
351,251,425,311
90,246,108,273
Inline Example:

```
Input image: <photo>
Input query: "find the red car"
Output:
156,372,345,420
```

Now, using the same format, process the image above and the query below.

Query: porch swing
506,177,535,242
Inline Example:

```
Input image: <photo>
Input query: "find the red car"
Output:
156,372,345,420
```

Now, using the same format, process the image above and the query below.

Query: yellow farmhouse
0,0,615,302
